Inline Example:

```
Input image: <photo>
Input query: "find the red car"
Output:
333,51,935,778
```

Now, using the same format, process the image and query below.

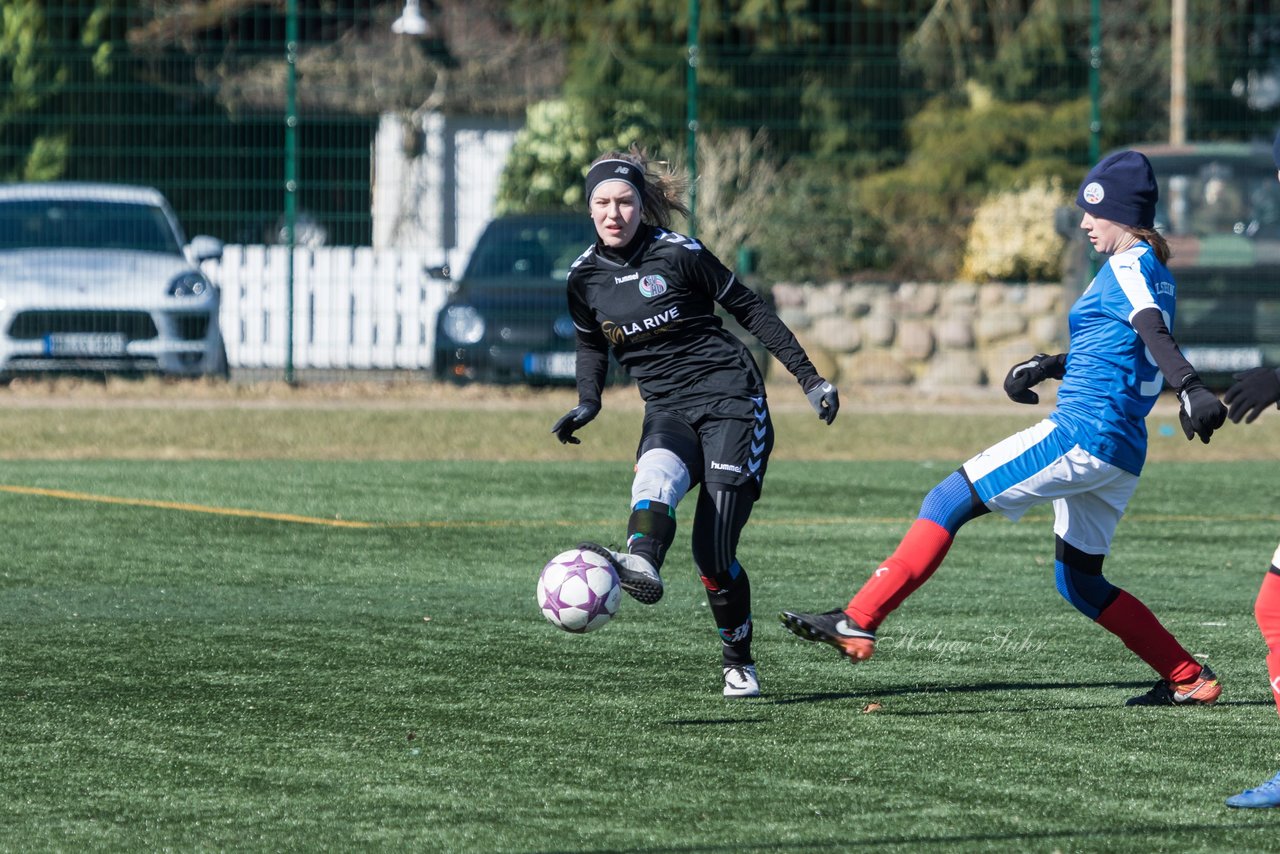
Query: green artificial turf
0,449,1278,850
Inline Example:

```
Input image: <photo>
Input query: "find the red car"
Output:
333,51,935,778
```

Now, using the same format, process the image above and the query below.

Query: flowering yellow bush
960,178,1069,282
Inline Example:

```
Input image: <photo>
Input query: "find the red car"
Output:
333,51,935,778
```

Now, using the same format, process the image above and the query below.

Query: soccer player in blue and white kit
782,150,1230,706
1220,131,1280,808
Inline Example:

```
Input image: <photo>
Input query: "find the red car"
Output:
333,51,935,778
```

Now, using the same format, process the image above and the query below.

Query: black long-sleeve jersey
566,224,819,407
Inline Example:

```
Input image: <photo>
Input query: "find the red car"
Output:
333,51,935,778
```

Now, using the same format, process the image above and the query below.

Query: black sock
706,563,753,666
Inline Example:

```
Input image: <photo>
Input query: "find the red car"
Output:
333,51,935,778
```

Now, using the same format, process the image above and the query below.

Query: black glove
1003,353,1067,405
1177,375,1227,444
551,402,600,445
1224,366,1280,424
803,376,839,424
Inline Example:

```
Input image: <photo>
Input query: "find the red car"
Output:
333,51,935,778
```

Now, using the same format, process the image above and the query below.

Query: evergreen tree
1,0,113,181
510,0,923,161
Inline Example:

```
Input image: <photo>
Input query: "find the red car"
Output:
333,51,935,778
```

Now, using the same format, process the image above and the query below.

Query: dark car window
1155,161,1280,238
463,217,593,282
1094,145,1280,384
0,200,183,255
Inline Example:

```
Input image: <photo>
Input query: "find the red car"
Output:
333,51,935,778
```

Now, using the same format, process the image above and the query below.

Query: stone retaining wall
768,281,1067,390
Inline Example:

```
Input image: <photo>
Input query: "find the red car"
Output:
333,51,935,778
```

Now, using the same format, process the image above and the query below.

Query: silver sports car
0,183,227,379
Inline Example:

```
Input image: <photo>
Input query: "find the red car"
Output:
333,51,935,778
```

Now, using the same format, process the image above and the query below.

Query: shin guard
627,500,677,571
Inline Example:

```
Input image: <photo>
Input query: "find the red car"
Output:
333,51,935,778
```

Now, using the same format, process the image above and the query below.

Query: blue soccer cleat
1226,769,1280,808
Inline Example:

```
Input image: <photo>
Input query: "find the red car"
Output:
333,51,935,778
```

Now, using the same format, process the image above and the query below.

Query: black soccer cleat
577,541,663,605
1125,663,1221,706
779,608,876,663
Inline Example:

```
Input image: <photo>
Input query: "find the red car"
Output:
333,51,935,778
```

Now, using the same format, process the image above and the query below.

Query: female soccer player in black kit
551,145,839,697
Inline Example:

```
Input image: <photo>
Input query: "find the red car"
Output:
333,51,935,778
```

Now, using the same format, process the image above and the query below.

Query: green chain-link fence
1,1,1276,383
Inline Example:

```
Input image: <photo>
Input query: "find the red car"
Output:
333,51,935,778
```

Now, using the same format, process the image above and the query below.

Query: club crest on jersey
1082,181,1105,204
638,275,668,298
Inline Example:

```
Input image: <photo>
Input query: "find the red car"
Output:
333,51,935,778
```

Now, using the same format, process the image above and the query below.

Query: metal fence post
284,0,299,385
1088,0,1100,165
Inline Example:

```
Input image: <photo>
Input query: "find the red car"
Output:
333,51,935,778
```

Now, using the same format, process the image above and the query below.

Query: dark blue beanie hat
1075,150,1158,229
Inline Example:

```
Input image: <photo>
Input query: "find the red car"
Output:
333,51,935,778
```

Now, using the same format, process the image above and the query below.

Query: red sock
1095,589,1201,683
846,519,953,631
1254,569,1280,718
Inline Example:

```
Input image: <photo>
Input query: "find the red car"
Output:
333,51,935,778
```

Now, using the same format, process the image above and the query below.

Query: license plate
44,332,128,357
1181,345,1262,373
524,351,576,378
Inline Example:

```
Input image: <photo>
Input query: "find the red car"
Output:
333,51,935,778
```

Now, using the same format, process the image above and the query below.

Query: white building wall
371,111,519,277
451,124,518,275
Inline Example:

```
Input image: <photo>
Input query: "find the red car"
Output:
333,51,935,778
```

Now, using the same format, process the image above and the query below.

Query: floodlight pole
686,0,699,237
284,0,299,385
1170,0,1187,145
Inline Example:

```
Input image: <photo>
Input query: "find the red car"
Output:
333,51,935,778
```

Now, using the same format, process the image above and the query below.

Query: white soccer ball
536,548,622,633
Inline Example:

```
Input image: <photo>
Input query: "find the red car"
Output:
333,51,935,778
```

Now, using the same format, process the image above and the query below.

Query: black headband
585,159,645,204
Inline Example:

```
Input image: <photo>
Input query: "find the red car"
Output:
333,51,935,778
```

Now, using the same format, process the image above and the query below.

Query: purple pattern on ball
538,549,621,633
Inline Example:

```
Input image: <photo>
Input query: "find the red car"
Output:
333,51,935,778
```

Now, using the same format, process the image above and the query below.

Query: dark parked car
1062,141,1280,386
433,213,597,384
433,212,773,386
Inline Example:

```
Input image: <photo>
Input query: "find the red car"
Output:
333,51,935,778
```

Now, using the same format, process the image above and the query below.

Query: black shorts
637,396,775,498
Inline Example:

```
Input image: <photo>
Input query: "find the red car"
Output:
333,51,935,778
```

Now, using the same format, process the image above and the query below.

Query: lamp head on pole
392,0,431,37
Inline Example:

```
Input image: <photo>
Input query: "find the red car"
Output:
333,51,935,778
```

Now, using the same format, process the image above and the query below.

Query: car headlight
168,271,212,298
441,304,485,345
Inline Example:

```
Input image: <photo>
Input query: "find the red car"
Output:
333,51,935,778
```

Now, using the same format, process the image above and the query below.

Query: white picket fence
206,245,451,370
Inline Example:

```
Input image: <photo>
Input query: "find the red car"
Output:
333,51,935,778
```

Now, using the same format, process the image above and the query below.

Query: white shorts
961,419,1139,556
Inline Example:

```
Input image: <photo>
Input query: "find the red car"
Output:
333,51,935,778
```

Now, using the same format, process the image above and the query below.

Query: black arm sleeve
716,278,819,387
574,330,609,406
566,272,609,406
1131,306,1198,388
